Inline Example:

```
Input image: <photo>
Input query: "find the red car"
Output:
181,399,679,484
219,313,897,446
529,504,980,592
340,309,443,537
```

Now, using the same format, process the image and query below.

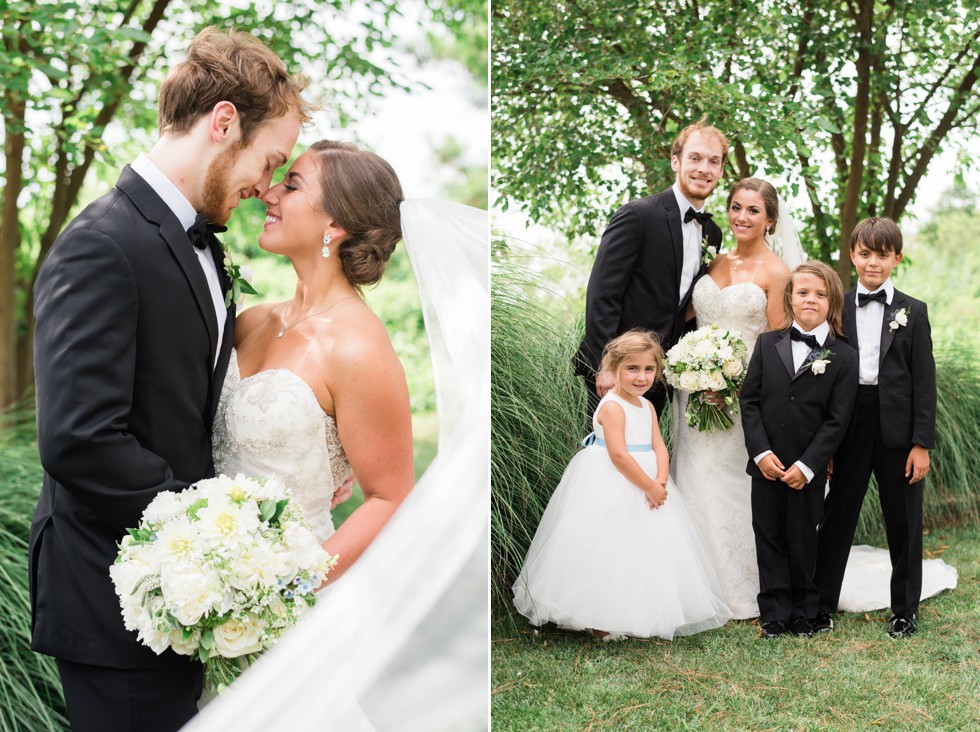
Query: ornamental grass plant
0,402,68,732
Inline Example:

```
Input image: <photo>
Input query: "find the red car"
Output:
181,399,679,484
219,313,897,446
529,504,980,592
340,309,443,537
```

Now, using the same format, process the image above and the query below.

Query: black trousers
751,475,824,623
56,658,202,732
816,385,924,617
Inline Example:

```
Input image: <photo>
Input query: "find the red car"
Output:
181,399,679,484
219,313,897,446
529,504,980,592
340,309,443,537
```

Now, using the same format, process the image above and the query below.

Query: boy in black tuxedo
815,218,936,638
741,262,858,639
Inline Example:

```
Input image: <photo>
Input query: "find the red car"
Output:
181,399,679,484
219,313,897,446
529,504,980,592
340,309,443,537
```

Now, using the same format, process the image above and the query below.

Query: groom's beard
201,146,241,225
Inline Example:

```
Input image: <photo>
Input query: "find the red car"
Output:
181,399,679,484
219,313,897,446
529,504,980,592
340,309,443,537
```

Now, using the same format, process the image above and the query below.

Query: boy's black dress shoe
790,617,813,638
811,611,834,634
760,620,787,639
887,614,917,638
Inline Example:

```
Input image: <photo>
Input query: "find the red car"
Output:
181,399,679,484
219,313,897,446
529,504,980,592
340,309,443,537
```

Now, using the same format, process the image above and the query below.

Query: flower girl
513,330,731,640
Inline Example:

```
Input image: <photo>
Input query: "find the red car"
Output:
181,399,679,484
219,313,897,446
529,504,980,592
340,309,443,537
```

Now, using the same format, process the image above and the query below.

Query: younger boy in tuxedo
741,262,858,639
815,218,936,638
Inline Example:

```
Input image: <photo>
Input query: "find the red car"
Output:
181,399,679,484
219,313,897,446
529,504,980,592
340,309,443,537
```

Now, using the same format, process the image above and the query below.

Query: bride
672,177,957,621
213,140,413,581
196,141,489,730
670,177,790,619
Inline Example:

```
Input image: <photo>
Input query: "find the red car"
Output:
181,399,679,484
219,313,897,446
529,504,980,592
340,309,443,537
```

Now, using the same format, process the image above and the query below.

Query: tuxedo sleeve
740,338,770,459
579,204,643,376
34,229,188,532
798,348,859,473
910,303,937,448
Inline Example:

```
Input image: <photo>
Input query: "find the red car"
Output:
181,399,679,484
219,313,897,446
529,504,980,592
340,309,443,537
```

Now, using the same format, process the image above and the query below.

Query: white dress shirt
753,320,831,484
131,154,226,368
672,183,705,306
854,279,894,385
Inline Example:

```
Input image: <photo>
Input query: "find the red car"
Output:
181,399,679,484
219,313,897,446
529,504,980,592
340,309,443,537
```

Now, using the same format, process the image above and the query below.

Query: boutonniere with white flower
221,245,259,307
888,306,909,332
701,235,718,265
806,348,833,375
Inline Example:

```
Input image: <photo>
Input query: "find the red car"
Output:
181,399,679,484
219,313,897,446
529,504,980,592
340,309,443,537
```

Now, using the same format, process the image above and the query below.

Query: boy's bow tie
858,290,888,307
790,328,820,350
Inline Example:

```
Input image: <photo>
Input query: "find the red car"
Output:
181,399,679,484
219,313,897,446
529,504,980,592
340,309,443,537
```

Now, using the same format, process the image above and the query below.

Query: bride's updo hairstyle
599,329,666,386
726,178,779,235
309,140,404,288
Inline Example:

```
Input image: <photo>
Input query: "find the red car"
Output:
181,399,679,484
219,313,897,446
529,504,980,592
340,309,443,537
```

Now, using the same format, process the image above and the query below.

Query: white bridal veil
184,200,489,731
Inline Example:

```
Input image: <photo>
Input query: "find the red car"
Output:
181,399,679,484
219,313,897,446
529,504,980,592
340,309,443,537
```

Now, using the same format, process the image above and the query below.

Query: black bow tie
684,207,713,225
187,215,228,250
858,290,888,307
790,328,820,350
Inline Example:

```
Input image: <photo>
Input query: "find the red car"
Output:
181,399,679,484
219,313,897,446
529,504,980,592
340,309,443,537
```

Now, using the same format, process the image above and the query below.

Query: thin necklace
730,248,765,272
277,296,358,338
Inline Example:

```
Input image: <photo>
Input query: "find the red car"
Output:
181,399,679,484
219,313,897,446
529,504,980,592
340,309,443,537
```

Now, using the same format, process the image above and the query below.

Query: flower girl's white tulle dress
513,392,732,640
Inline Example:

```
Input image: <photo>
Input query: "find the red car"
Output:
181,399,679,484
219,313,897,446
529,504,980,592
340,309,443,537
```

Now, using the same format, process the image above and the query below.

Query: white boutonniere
221,246,259,307
806,348,833,375
888,307,909,332
701,235,718,265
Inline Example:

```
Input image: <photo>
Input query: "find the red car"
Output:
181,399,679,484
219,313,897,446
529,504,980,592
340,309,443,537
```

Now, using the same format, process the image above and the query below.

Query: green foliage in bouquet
0,405,68,732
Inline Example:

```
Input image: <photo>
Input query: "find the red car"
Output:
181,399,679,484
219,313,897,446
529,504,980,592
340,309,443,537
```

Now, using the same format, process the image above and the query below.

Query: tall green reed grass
0,402,69,731
492,263,980,611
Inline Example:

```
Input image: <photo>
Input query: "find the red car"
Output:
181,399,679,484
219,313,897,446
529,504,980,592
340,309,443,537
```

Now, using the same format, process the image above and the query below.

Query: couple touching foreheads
514,117,956,641
30,26,485,732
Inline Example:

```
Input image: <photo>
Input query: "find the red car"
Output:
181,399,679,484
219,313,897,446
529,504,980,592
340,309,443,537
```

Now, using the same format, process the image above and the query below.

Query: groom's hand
595,370,615,398
330,473,357,508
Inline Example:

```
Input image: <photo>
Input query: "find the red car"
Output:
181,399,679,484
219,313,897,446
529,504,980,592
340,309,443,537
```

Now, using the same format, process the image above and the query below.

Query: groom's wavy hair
158,27,311,146
783,262,845,338
309,140,404,289
599,330,666,387
671,116,729,166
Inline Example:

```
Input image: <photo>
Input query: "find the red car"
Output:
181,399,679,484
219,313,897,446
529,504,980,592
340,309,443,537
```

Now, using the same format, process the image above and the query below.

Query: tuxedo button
790,397,796,402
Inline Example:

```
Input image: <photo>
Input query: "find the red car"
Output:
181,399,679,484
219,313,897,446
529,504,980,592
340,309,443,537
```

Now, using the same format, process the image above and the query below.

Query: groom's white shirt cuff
753,451,815,483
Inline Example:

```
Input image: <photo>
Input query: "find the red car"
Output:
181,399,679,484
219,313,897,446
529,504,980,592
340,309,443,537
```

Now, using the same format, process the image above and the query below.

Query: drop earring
322,233,332,258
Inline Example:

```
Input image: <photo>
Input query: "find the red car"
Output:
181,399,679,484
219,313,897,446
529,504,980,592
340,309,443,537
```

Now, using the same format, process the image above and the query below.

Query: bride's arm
764,259,791,330
319,324,414,583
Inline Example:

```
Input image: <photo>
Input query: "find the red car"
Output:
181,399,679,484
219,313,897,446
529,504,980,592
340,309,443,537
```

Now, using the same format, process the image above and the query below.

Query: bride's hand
702,390,726,408
330,473,357,509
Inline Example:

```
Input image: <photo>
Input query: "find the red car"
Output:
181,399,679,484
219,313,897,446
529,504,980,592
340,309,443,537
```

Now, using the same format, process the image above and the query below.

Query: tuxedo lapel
775,330,795,377
843,290,858,348
116,167,220,369
879,291,907,363
663,194,685,295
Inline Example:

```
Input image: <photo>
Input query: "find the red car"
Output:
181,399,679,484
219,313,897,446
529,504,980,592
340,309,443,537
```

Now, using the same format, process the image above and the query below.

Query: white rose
168,627,200,656
706,370,727,391
212,617,264,658
239,264,254,283
678,371,700,392
895,310,908,326
160,565,221,626
722,359,744,378
810,359,829,375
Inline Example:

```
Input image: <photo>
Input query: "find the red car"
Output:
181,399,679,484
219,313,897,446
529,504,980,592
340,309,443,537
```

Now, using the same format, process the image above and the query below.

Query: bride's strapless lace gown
212,350,352,543
671,277,768,619
671,277,957,619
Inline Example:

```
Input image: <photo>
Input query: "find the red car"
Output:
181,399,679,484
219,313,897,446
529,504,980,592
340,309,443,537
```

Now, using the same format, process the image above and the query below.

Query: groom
575,118,728,417
30,28,306,732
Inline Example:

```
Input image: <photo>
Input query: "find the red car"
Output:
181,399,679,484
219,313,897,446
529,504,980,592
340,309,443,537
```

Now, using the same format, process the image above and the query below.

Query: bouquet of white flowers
110,473,337,690
665,325,749,432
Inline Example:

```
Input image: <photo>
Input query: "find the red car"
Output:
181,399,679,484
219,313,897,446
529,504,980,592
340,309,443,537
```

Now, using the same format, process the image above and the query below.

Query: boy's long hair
599,330,665,387
782,262,846,339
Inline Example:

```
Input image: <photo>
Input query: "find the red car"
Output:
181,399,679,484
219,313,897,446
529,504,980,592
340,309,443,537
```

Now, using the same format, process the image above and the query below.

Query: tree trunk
1,102,26,409
836,0,874,290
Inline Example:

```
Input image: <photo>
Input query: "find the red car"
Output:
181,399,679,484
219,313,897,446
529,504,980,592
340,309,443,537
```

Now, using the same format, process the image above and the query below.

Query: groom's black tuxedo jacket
841,287,936,450
741,329,858,484
575,187,723,379
30,166,235,668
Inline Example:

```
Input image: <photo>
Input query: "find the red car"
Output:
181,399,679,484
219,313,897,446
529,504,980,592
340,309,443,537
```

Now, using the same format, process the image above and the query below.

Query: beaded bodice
213,350,351,542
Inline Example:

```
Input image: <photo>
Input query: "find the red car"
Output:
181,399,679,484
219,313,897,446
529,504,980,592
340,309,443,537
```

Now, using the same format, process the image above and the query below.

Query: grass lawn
492,525,980,731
